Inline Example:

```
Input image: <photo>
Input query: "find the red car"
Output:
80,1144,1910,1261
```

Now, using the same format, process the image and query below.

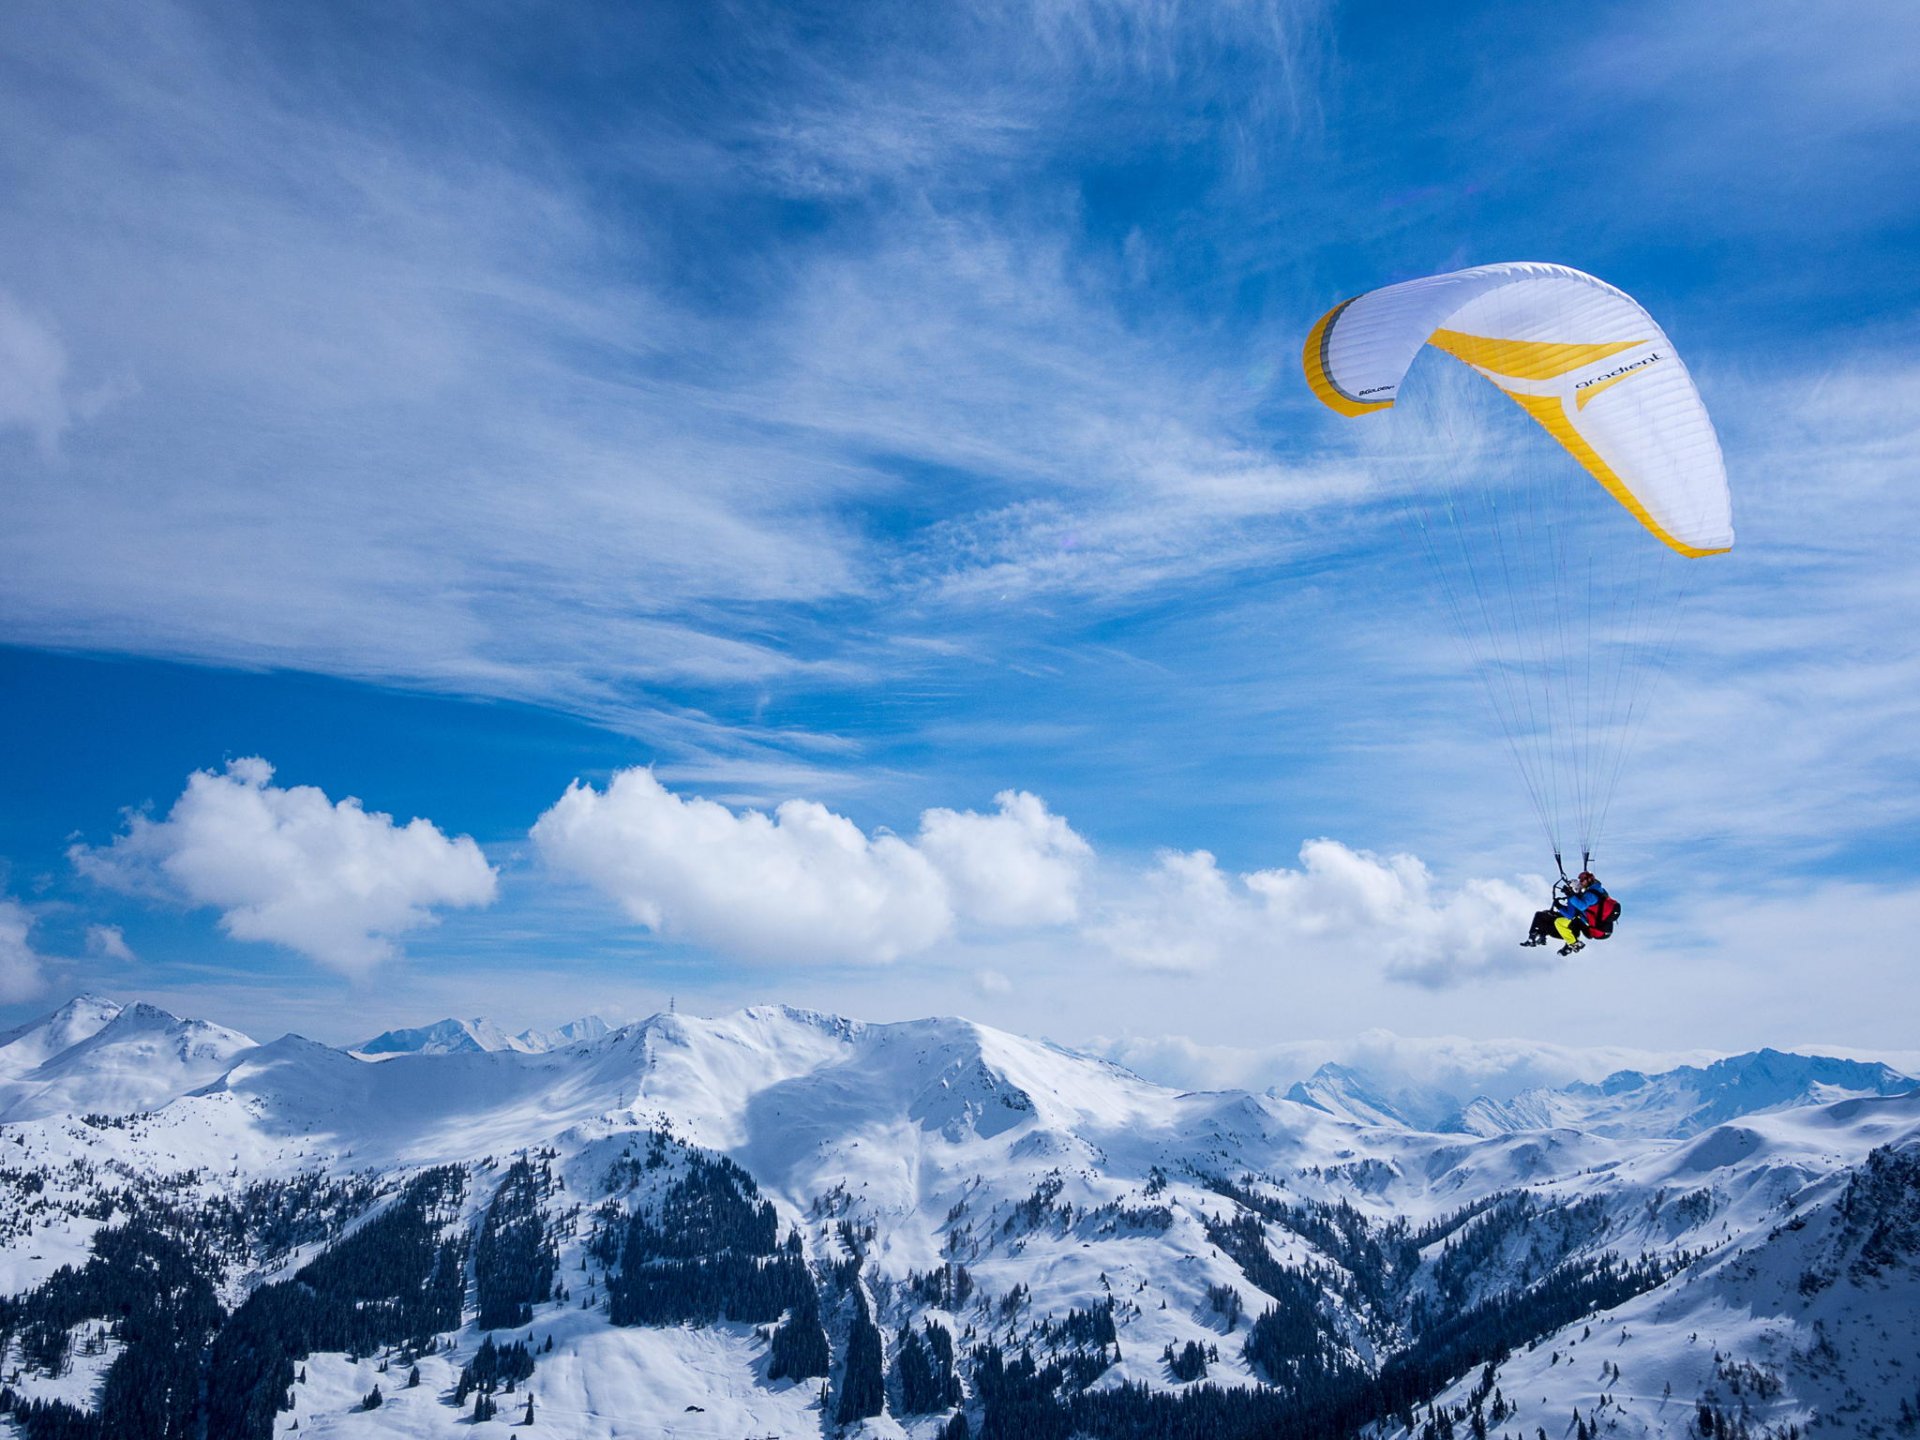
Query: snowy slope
0,999,256,1123
1373,1095,1920,1440
3,997,1917,1438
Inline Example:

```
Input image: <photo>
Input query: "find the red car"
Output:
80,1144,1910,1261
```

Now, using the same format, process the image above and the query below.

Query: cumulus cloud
71,758,497,976
532,769,953,965
1085,849,1243,974
532,772,1545,983
0,897,49,1001
916,790,1090,927
533,775,1093,965
1087,839,1538,988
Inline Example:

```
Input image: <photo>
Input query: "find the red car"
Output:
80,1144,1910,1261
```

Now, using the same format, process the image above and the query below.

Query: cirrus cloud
83,923,136,963
70,757,498,976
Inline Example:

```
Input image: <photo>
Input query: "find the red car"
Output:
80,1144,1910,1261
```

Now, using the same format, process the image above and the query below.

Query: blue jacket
1556,882,1607,918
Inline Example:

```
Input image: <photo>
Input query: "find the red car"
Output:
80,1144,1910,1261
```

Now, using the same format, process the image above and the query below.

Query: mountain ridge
0,992,1916,1436
357,1011,615,1057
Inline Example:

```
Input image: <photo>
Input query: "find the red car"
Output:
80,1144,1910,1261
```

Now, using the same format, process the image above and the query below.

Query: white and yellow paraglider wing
1302,262,1733,557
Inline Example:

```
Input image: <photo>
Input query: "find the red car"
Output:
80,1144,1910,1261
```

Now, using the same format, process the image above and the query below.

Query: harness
1552,851,1620,939
1583,894,1622,940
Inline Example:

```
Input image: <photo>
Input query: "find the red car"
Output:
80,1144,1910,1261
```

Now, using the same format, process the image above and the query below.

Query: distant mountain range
0,993,1914,1439
356,1013,614,1057
1282,1048,1916,1138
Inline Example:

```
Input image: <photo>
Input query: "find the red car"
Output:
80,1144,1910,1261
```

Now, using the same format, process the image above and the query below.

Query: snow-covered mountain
1280,1048,1915,1142
0,996,1915,1440
532,1013,612,1050
0,996,255,1123
1282,1061,1459,1130
1379,1094,1920,1440
357,1012,613,1057
0,994,126,1078
1453,1047,1918,1139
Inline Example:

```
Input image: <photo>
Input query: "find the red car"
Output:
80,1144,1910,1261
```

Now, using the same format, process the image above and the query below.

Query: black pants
1529,909,1579,943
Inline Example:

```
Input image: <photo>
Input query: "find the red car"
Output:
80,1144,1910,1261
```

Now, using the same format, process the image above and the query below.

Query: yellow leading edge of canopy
1302,300,1392,416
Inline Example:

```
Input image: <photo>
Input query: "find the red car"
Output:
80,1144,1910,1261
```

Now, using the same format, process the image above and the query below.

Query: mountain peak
0,996,254,1124
0,993,125,1059
358,1017,512,1056
358,1013,618,1057
105,1000,189,1029
1281,1062,1448,1130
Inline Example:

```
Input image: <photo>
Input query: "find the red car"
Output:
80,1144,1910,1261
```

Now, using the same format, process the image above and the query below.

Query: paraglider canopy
1304,261,1733,556
1301,262,1733,865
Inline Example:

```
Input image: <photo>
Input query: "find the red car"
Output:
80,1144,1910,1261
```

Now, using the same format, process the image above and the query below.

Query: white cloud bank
1087,839,1537,988
534,770,950,965
532,772,1090,965
534,771,1534,984
916,789,1092,927
72,758,497,976
0,897,49,1001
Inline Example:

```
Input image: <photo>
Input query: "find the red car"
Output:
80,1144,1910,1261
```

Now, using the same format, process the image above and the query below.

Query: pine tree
835,1291,885,1423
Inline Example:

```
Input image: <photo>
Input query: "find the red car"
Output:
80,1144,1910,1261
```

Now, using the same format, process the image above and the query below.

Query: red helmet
1577,871,1596,886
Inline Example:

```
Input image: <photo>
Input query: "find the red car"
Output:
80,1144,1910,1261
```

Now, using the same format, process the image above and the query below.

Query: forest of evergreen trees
202,1166,468,1440
835,1287,886,1422
474,1157,560,1329
893,1319,962,1413
599,1151,814,1326
0,1219,221,1440
767,1286,832,1380
950,1184,1680,1440
0,1168,470,1440
455,1334,536,1401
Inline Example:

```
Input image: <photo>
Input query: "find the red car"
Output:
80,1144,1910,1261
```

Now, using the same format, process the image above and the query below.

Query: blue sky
1,0,1915,1067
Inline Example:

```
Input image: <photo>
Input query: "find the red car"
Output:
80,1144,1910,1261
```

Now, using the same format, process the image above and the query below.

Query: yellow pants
1553,916,1582,945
